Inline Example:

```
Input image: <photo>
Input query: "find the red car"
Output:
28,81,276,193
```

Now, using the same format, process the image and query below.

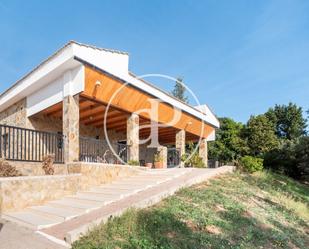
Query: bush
181,153,205,168
264,137,309,181
42,154,55,175
0,158,22,177
128,160,140,166
239,156,263,173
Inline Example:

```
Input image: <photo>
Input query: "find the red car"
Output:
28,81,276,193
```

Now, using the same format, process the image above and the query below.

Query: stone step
29,205,84,221
1,211,63,230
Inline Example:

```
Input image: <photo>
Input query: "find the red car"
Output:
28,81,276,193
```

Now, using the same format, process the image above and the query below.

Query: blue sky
0,0,308,123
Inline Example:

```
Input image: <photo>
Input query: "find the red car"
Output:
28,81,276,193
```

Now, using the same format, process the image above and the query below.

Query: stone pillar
63,95,79,163
199,138,208,167
157,146,167,168
176,129,186,168
127,113,139,162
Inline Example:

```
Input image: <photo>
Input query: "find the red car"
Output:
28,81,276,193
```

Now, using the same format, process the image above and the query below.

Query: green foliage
264,137,309,180
239,156,264,173
153,152,163,163
265,102,307,140
181,142,205,168
295,136,309,180
208,117,248,163
245,114,279,156
171,77,188,103
73,172,309,249
128,160,140,166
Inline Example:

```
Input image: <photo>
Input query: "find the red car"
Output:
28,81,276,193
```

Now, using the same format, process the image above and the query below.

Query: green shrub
181,153,205,168
128,160,140,166
240,156,263,173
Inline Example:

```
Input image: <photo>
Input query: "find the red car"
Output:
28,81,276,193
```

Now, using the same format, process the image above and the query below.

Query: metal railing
167,148,181,167
79,136,128,164
0,124,64,163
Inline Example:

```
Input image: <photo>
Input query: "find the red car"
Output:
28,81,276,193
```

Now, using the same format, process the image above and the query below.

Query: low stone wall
67,162,143,190
0,163,144,213
10,161,68,176
0,174,81,212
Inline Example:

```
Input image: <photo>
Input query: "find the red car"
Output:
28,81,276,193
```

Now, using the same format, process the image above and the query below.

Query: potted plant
145,162,153,169
154,152,163,169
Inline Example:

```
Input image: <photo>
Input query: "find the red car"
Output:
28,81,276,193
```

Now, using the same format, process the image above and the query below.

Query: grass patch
73,171,309,249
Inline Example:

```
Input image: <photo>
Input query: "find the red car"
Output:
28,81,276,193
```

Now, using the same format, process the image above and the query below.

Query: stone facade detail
0,99,28,127
63,95,80,163
157,146,167,168
199,138,208,167
127,113,139,162
176,129,186,167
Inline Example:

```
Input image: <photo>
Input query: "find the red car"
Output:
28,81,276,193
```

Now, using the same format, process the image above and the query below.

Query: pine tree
171,77,188,103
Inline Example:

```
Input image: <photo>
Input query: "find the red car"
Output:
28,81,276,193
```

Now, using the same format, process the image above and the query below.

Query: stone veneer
157,146,168,168
199,138,208,167
9,161,68,176
63,95,80,163
0,174,81,212
67,162,142,190
176,129,186,167
0,99,28,127
127,113,139,162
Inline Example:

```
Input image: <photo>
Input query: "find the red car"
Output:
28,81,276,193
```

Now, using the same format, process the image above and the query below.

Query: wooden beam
83,66,215,138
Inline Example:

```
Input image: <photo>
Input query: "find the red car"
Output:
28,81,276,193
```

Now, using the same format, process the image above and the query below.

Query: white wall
27,65,84,117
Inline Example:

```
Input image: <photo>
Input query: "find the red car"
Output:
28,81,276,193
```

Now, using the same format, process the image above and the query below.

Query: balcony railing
0,124,64,163
79,136,128,164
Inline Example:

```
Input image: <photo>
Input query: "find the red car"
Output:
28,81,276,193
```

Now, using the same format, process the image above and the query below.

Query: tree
171,77,188,103
264,136,309,180
208,117,248,163
246,115,279,156
265,103,307,140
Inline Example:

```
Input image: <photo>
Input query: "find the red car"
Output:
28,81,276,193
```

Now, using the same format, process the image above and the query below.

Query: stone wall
0,174,81,212
10,161,68,176
67,162,142,190
0,162,144,212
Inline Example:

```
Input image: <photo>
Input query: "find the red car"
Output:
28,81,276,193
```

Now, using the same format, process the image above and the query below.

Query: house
0,41,219,169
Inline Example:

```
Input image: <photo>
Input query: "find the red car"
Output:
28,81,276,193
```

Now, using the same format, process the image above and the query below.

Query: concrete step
99,185,145,191
29,205,84,221
49,198,103,212
107,182,155,188
1,211,63,230
79,190,131,199
74,193,119,203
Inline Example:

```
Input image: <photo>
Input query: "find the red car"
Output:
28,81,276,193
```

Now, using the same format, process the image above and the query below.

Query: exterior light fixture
95,80,101,86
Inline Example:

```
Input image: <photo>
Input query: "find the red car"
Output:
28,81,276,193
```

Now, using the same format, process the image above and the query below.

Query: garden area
72,171,309,249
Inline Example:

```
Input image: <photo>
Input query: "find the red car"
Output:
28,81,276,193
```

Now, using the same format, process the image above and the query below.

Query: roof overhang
0,41,220,129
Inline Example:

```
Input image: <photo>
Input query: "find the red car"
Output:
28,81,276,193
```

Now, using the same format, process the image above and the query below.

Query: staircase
2,168,190,230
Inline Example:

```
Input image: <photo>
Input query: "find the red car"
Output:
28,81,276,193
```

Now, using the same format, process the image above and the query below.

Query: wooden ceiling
39,96,199,144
